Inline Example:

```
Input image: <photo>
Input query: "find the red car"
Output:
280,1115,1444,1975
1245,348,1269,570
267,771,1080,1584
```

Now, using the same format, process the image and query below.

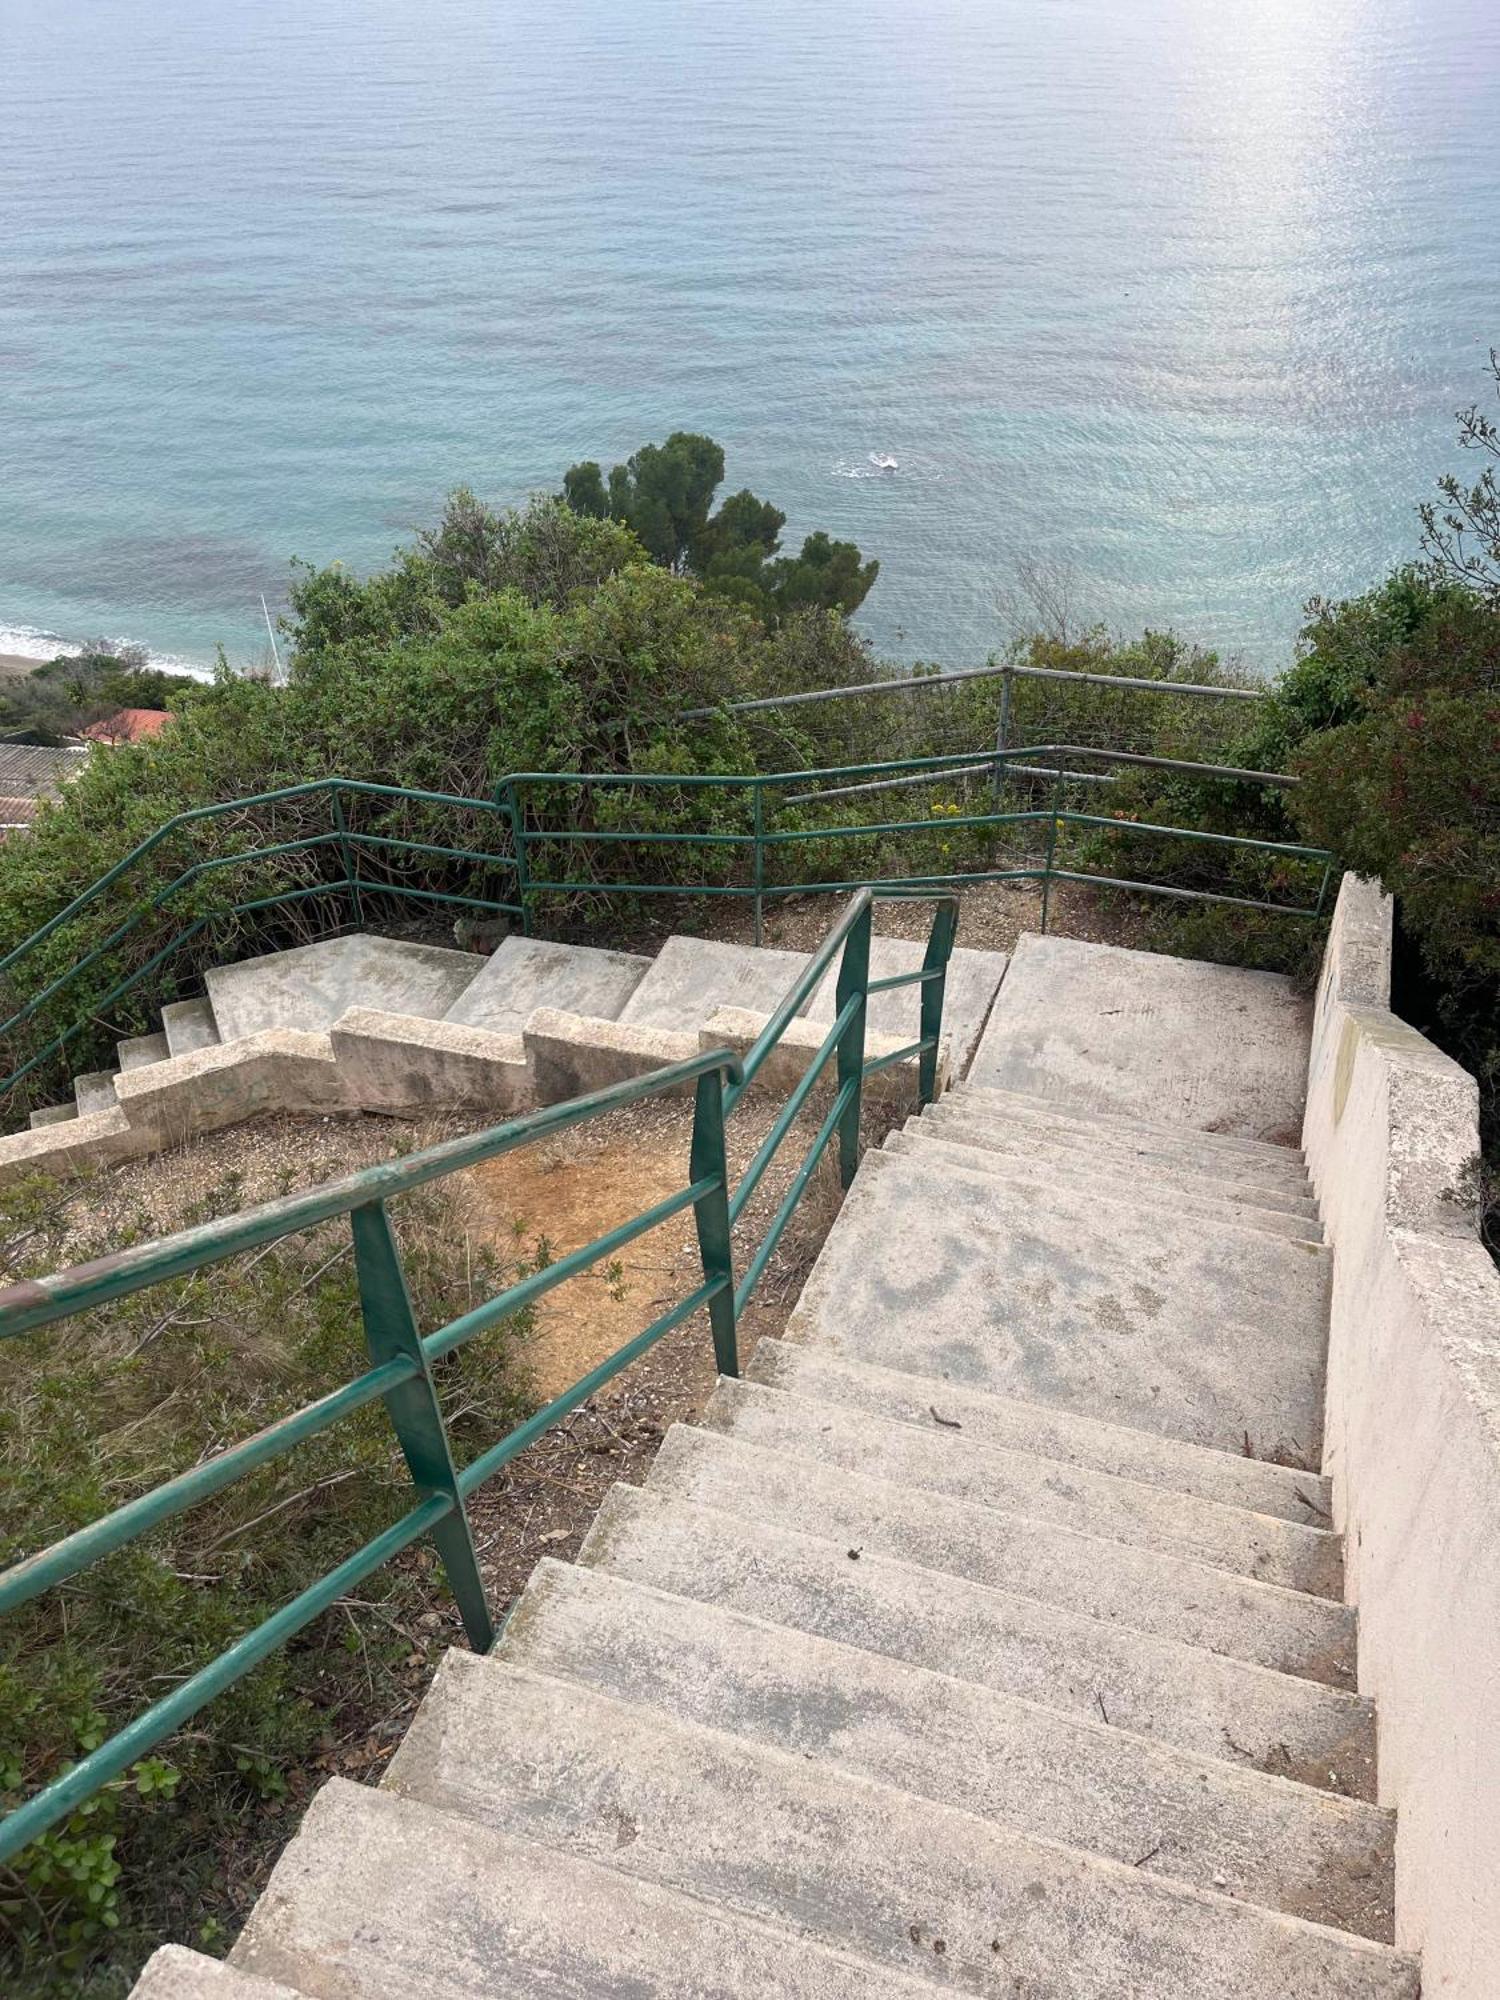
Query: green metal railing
0,885,954,1866
0,749,1331,1107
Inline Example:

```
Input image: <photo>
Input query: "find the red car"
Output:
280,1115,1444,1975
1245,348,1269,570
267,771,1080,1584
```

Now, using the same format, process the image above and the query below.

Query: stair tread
29,1102,79,1128
702,1377,1341,1595
788,1149,1330,1466
234,1777,949,2000
910,1107,1318,1208
952,1078,1307,1162
746,1339,1334,1525
384,1655,1413,1997
581,1484,1377,1795
931,1094,1314,1189
887,1127,1323,1242
645,1424,1355,1683
496,1558,1395,1937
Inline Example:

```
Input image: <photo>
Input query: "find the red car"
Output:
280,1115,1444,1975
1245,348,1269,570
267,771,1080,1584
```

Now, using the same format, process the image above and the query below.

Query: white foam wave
0,622,216,681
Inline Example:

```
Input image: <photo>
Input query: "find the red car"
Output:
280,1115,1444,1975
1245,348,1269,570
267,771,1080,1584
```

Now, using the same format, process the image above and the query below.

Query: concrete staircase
26,928,1009,1129
131,935,1420,1999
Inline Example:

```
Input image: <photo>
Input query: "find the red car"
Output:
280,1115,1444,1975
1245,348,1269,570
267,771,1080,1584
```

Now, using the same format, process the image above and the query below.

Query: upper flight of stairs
131,933,1419,1999
26,927,1010,1130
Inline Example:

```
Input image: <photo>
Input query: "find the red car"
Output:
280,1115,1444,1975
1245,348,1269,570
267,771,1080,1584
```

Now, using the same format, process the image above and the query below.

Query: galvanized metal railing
0,750,1330,1107
0,885,954,1867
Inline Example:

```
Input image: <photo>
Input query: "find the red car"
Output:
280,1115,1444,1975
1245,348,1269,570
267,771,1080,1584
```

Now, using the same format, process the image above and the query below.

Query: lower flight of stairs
134,1083,1419,1999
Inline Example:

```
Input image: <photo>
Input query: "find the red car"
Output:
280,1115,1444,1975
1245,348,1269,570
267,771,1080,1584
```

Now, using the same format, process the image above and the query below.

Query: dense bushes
0,1162,532,1996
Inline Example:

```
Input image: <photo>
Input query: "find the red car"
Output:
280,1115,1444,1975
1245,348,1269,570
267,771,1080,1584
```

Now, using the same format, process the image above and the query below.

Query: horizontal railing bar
783,762,1116,805
0,1356,419,1616
726,892,873,1106
866,967,942,994
0,1491,451,1868
1061,812,1329,858
344,832,517,870
327,881,523,917
862,1035,929,1075
521,827,755,848
726,997,858,1224
759,809,1049,847
734,1076,856,1314
456,1276,727,1498
0,778,506,978
678,660,1265,720
422,1178,716,1363
1048,868,1324,916
0,1050,743,1338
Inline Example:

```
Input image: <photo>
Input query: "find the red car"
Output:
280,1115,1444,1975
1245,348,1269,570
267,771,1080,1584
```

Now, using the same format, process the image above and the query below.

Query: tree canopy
561,430,878,626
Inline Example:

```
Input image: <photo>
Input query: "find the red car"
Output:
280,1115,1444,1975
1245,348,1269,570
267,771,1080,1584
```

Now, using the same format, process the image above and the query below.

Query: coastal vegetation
2,396,1500,1987
0,1157,532,1997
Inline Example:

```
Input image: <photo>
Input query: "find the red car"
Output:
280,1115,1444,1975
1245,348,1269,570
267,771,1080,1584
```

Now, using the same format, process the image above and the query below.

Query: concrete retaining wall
1304,874,1500,1992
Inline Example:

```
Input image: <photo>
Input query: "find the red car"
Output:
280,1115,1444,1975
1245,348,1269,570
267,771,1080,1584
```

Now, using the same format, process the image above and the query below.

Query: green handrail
0,885,956,1867
0,752,1332,1107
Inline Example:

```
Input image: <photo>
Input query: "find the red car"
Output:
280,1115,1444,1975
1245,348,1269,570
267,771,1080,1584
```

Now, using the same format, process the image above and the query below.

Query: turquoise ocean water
1,0,1498,675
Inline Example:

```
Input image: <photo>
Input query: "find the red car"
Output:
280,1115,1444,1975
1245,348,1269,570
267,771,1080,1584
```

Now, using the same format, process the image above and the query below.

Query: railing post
330,787,365,932
350,1200,495,1652
751,784,765,948
1040,766,1062,934
918,898,957,1107
993,662,1014,808
689,1071,738,1377
834,898,872,1188
501,779,531,936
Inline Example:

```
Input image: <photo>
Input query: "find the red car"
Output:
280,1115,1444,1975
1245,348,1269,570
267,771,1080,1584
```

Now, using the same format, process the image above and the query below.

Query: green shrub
0,1164,532,1997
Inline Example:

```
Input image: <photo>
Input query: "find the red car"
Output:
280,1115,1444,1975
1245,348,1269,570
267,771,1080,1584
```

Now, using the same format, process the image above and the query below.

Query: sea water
1,0,1497,675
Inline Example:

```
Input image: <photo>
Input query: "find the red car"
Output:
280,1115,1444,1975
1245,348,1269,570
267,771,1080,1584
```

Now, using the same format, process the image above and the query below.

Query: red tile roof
79,708,174,745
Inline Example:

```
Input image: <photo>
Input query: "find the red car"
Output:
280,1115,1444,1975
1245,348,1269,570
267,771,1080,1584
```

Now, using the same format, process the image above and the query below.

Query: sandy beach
0,652,47,678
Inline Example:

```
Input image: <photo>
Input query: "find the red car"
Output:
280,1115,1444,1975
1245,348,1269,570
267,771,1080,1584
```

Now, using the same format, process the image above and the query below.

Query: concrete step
74,1069,119,1117
498,1559,1396,1938
581,1484,1378,1796
386,1654,1415,1997
131,1948,302,1999
204,934,484,1042
789,1147,1329,1466
645,1425,1356,1684
160,996,221,1056
617,934,811,1030
922,1096,1317,1203
117,1030,170,1072
29,1101,78,1129
747,1338,1334,1526
444,934,650,1035
888,1126,1324,1244
951,1080,1309,1174
702,1376,1342,1595
801,935,1008,1078
233,1776,947,2000
965,932,1310,1142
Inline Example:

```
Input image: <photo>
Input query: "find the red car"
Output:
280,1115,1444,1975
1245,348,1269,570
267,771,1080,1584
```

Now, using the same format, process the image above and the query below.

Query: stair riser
234,1779,945,2000
647,1428,1357,1685
889,1129,1323,1243
747,1340,1335,1527
498,1561,1395,1938
703,1379,1343,1597
388,1655,1415,1999
928,1099,1315,1197
581,1488,1378,1796
952,1082,1308,1168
